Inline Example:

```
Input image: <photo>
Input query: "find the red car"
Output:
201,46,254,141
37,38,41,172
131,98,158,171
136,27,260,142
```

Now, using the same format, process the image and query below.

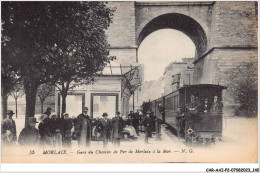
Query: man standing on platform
141,110,152,144
38,114,55,147
18,117,40,146
75,107,92,147
50,113,63,148
2,110,17,146
62,113,74,148
97,113,111,148
111,111,124,147
133,110,140,136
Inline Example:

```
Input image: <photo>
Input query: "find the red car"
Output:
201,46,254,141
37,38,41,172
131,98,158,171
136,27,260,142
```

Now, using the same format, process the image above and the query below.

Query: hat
63,112,69,116
38,114,47,122
83,107,88,112
29,117,38,124
46,107,52,111
6,110,15,115
102,113,108,117
177,105,181,108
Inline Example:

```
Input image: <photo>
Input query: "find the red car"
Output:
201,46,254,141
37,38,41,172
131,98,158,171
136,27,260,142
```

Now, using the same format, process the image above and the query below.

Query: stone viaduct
106,1,258,110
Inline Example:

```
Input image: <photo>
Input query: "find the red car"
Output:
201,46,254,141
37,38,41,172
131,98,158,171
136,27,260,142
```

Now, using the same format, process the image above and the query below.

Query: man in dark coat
74,107,92,147
44,107,52,117
61,113,74,148
128,111,134,122
210,96,223,115
38,114,55,147
111,111,124,147
141,110,152,144
18,117,40,146
186,95,200,116
131,111,140,136
149,111,156,135
176,106,185,139
50,114,63,148
97,113,111,148
199,98,210,113
2,110,17,146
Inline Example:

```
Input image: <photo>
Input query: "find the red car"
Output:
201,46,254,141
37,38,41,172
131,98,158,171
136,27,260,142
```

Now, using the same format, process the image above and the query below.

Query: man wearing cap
111,111,124,147
18,117,40,146
97,112,111,147
61,113,74,148
176,106,185,139
140,110,152,144
1,110,17,146
74,107,92,147
38,114,55,147
50,113,63,148
134,110,141,136
44,107,52,117
199,98,210,113
186,95,200,116
210,96,223,115
129,111,140,136
127,111,134,123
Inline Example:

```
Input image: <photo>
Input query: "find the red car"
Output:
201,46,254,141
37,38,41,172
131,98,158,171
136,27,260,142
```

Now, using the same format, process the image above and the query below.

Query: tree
1,21,20,120
2,2,57,126
47,2,115,116
37,83,53,114
1,66,18,120
225,61,257,117
2,2,115,125
10,83,24,118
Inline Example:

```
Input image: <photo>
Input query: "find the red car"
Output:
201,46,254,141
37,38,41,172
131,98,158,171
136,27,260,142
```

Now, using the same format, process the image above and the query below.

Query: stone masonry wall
106,2,137,65
107,2,136,47
209,1,257,49
194,2,258,115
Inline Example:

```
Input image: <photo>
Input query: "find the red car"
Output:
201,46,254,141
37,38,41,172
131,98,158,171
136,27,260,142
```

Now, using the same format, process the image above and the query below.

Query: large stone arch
137,13,208,58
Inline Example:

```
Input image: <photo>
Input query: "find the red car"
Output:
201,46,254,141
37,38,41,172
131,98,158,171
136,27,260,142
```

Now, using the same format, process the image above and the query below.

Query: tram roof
179,84,227,90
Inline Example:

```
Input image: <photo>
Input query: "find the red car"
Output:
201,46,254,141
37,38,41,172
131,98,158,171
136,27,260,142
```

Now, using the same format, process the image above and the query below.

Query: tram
147,84,227,144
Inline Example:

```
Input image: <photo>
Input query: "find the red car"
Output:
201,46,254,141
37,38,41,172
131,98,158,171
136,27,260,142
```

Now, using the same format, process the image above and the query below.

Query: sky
138,29,196,81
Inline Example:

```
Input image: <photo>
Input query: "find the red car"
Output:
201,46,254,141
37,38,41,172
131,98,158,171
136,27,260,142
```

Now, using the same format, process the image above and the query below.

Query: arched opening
137,13,207,58
131,13,208,110
138,29,196,81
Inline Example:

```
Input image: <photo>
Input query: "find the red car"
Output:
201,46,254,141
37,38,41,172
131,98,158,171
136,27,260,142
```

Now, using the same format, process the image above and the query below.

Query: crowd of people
2,107,160,148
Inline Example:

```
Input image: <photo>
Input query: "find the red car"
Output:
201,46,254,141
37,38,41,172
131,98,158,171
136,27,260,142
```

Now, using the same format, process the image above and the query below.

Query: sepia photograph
1,0,259,170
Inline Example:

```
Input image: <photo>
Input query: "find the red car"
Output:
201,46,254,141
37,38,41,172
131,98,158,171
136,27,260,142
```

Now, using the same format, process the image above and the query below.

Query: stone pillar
193,2,258,115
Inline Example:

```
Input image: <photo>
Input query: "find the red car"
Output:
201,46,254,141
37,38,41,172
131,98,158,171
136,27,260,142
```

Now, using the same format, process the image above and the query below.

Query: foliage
10,83,24,100
2,2,116,121
1,18,20,119
37,83,53,103
225,61,257,117
48,2,116,99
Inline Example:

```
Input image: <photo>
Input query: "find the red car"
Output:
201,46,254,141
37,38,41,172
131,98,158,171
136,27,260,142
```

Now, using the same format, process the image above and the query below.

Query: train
143,84,227,145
